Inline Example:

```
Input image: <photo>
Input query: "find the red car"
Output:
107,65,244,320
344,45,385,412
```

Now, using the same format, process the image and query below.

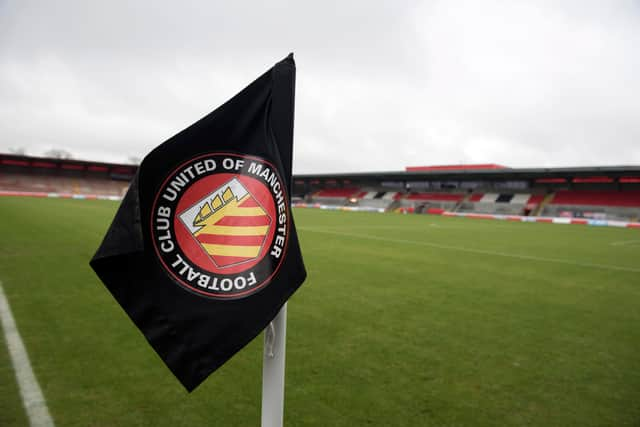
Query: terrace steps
533,193,555,216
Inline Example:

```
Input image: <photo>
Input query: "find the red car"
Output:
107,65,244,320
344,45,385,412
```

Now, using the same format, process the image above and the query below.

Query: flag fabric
90,54,306,392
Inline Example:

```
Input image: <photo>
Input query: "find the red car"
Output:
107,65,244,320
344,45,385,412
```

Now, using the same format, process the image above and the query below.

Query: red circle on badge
173,173,276,275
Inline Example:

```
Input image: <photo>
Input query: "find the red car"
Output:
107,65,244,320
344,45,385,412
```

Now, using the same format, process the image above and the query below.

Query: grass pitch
1,197,639,426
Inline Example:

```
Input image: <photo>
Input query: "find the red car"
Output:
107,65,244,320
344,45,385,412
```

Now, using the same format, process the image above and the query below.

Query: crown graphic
193,186,237,227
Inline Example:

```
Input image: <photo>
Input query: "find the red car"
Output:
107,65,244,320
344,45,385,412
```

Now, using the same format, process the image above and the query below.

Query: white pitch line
610,240,640,247
300,227,640,274
0,282,55,427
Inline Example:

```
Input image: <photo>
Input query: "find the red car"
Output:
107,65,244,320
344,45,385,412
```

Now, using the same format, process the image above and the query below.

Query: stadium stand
353,190,400,210
306,187,403,210
541,190,640,221
295,164,640,222
314,188,362,198
0,154,132,198
310,187,362,207
455,192,547,215
0,172,128,197
3,155,640,224
402,192,465,201
394,192,465,213
550,190,640,207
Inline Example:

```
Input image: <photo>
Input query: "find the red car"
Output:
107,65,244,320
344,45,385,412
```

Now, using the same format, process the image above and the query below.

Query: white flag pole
261,303,287,427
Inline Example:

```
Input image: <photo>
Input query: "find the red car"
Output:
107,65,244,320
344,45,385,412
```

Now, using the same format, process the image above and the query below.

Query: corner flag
90,54,306,392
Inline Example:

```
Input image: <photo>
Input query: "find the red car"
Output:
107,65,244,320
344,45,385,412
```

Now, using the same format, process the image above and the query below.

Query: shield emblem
178,178,271,268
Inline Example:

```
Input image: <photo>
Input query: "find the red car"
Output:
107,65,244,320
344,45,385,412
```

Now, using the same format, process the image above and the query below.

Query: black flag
90,55,306,391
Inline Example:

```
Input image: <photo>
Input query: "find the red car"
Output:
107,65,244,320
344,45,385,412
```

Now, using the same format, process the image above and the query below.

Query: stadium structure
1,153,640,227
0,153,134,200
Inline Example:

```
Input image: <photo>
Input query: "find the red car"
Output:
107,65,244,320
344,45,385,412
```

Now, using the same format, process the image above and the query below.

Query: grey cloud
1,0,638,172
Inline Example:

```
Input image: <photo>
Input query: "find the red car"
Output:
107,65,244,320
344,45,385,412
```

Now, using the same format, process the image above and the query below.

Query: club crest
150,153,289,299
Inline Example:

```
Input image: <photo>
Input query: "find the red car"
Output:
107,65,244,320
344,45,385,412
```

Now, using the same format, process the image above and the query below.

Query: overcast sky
1,0,639,173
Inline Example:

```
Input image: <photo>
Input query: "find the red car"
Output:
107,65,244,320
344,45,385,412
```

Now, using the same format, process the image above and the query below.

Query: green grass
1,197,639,426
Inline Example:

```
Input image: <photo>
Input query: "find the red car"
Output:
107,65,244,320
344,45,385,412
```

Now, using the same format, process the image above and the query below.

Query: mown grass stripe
301,227,640,273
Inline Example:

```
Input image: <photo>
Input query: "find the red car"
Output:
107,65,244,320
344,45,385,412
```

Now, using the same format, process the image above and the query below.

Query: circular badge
150,153,289,299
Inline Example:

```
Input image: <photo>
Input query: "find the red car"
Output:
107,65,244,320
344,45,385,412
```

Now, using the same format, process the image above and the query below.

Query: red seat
551,191,640,207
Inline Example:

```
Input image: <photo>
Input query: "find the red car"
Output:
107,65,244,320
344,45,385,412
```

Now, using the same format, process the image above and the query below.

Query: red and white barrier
4,193,638,230
0,190,121,201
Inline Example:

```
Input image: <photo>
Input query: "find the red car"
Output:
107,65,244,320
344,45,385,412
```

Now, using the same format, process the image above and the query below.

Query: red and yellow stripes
193,194,270,266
